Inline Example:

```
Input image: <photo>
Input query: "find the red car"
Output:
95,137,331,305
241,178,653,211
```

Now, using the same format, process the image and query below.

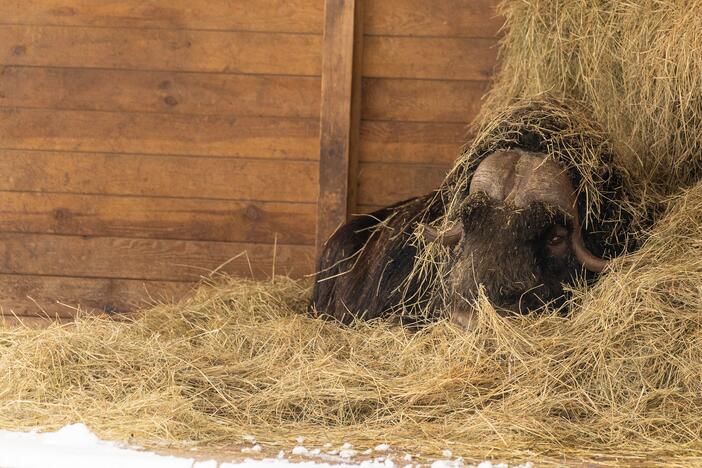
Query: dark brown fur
308,190,590,324
309,106,635,324
446,193,584,314
309,195,441,325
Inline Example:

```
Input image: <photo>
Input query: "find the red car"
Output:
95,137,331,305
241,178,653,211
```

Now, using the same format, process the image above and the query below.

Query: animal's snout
491,279,545,311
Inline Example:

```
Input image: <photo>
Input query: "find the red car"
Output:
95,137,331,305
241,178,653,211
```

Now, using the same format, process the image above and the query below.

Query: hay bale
485,0,702,196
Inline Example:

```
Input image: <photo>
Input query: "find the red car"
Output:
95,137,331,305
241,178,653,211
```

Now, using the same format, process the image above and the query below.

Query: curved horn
570,219,608,273
422,224,440,243
421,223,463,247
441,223,463,246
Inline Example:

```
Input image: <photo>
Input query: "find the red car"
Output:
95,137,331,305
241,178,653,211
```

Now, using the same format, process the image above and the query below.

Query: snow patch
194,461,218,468
339,449,357,459
0,423,534,468
292,446,310,456
242,444,263,454
41,423,100,446
0,423,194,468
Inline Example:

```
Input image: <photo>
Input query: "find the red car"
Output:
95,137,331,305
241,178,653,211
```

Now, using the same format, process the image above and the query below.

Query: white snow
0,423,534,468
0,423,195,468
292,446,310,456
242,445,263,454
338,449,358,459
197,462,219,468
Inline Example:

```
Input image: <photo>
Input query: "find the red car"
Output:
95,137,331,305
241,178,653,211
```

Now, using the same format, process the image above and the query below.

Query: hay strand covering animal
2,0,702,465
310,100,635,325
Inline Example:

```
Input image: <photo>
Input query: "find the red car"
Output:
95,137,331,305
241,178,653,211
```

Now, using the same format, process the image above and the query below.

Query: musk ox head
422,149,607,319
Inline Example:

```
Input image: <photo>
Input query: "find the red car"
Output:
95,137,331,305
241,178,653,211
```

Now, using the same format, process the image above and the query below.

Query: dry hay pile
1,181,702,464
2,0,702,465
486,0,702,197
410,98,642,318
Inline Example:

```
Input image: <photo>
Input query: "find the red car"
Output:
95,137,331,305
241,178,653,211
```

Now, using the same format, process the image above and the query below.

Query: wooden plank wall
0,0,500,322
0,1,324,320
357,0,501,212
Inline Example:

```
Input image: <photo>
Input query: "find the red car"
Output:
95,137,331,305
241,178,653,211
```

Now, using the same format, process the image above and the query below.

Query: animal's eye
546,225,568,246
548,235,565,245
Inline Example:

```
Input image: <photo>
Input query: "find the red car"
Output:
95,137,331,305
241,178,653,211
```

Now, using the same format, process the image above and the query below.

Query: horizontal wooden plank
0,108,319,159
357,162,450,206
363,36,498,80
0,150,318,203
0,233,315,281
366,0,502,38
360,121,467,164
353,204,384,214
0,66,321,118
0,0,323,34
363,78,489,122
0,25,322,76
0,192,316,245
0,274,192,318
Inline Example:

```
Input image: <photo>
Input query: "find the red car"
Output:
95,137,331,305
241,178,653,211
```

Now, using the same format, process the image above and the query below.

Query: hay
407,98,643,320
2,0,702,465
485,0,702,197
1,180,702,464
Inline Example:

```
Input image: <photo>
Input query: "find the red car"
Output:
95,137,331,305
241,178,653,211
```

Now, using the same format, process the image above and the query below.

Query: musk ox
309,144,629,326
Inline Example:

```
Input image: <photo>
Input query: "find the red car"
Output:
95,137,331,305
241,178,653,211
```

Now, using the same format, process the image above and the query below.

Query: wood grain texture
0,192,316,245
0,0,324,33
0,25,322,76
0,66,321,118
0,0,501,323
360,120,468,164
365,0,502,38
363,78,489,122
363,36,498,80
0,274,192,317
356,162,450,206
316,0,364,250
0,233,315,281
0,108,319,159
353,204,384,214
0,150,318,203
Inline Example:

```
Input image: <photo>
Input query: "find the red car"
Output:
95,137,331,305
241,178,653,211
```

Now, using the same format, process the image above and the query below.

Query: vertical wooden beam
316,0,364,254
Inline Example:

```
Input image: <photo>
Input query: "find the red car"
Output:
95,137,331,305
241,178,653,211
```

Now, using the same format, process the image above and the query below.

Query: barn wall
0,0,500,322
356,0,500,212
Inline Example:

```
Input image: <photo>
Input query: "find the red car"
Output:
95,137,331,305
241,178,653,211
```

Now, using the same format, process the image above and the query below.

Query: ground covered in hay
3,0,702,466
2,178,702,466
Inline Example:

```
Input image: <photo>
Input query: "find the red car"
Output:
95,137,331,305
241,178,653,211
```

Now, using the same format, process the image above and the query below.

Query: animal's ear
421,223,463,247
